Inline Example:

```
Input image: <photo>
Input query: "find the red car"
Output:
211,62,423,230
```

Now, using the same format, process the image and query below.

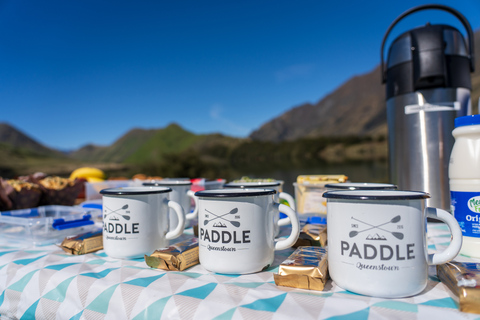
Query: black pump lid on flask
381,4,475,100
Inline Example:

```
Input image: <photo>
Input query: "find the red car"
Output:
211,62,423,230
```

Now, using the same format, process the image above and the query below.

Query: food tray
0,205,98,246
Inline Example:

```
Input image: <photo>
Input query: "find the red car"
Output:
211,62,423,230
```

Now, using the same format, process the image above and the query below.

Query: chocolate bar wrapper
60,229,103,255
437,262,480,314
274,246,328,291
145,237,199,271
294,224,327,248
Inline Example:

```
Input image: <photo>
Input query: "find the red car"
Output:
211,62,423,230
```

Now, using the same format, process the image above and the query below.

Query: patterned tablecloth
0,223,478,320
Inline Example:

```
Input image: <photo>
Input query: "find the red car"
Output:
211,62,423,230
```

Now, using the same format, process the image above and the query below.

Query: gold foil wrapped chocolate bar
294,224,327,248
437,262,480,314
60,229,103,255
274,246,328,291
145,237,199,271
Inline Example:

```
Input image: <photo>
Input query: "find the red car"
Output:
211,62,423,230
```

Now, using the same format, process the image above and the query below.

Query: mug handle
277,192,296,226
426,207,463,265
166,200,186,240
274,203,300,251
186,190,199,220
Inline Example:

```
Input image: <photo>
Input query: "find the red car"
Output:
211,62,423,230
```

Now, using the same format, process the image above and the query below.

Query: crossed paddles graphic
104,204,131,220
203,208,240,227
349,215,404,239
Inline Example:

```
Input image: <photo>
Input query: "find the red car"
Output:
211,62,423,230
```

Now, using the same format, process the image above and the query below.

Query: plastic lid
455,115,480,128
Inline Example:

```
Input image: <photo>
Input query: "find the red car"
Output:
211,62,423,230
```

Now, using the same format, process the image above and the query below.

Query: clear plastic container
449,114,480,258
0,205,98,246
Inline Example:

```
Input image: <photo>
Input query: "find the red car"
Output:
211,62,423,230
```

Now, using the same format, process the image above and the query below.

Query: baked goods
37,176,84,206
0,178,42,210
0,175,85,210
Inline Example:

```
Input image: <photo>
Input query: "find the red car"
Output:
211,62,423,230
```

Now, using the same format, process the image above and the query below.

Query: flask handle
381,4,475,83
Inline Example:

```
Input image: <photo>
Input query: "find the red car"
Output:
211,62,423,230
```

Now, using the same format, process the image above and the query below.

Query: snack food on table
274,246,328,291
70,167,106,182
37,176,85,206
60,229,103,255
294,174,348,215
437,262,480,314
0,178,42,210
145,237,199,271
233,176,276,183
293,224,327,248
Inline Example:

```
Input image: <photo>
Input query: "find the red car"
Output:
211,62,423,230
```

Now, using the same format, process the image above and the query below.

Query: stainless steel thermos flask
381,4,475,210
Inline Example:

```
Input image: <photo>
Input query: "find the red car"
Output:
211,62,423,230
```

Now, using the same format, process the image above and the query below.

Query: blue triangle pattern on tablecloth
69,310,83,320
9,269,38,292
81,267,119,279
212,307,236,320
0,291,4,306
94,252,108,257
123,274,165,287
45,263,78,271
419,297,457,309
373,301,418,312
176,283,217,299
0,250,16,257
132,295,171,320
85,283,119,314
172,271,203,279
24,250,48,254
42,276,75,302
19,298,40,320
86,259,107,265
227,282,265,288
241,293,287,312
325,308,370,320
14,254,47,265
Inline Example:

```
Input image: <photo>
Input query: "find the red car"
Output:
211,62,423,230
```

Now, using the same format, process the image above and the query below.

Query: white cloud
275,63,316,83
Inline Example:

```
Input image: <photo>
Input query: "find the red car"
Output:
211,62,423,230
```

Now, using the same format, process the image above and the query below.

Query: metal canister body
387,88,471,209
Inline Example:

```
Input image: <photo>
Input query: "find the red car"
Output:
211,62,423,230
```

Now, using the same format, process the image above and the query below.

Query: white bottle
449,114,480,258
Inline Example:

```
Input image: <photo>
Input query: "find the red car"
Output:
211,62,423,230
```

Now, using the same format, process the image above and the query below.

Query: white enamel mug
143,180,198,228
195,188,300,274
323,190,462,298
100,186,185,259
224,181,296,234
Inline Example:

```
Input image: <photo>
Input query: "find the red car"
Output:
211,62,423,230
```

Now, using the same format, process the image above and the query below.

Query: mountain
0,123,64,157
250,29,480,142
69,123,242,164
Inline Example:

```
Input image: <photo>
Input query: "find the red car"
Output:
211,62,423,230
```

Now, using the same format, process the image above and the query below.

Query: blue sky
1,0,479,150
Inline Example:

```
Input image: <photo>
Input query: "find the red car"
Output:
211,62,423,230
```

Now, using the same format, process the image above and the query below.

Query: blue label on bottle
451,191,480,238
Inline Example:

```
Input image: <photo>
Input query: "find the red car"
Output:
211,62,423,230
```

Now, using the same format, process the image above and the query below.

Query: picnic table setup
0,174,478,319
1,3,480,320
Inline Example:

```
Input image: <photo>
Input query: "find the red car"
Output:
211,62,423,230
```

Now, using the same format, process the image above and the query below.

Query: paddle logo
349,215,404,240
199,207,251,252
103,203,139,237
340,214,415,271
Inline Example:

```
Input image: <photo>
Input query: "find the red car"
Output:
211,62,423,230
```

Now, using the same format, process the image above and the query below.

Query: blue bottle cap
455,115,480,128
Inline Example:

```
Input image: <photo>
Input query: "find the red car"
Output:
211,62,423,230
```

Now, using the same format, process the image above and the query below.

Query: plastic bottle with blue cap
449,114,480,258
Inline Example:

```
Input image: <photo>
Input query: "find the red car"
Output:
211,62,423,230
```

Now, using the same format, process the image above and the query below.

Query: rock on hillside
250,29,480,142
249,66,387,142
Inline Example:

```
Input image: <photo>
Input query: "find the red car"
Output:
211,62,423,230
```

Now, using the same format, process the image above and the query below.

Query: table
0,223,478,319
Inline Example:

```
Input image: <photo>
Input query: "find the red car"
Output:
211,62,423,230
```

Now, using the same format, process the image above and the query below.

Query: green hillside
125,123,202,163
